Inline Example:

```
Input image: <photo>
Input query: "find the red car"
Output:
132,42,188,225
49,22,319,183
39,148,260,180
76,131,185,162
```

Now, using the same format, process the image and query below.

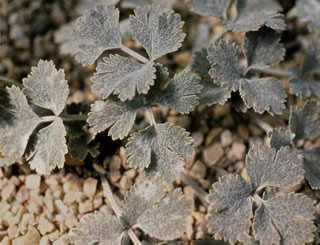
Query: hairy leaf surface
296,0,320,33
303,148,320,189
154,70,202,114
224,0,285,32
129,2,185,60
138,189,192,240
198,80,231,106
126,123,194,182
92,55,156,101
207,41,242,92
188,0,231,19
23,60,69,116
244,28,285,72
290,47,320,98
207,175,253,244
28,118,68,175
253,194,316,245
240,78,287,115
87,98,144,140
69,211,125,245
73,4,121,65
289,100,320,141
0,86,40,167
192,48,212,78
122,178,167,226
246,145,304,191
268,128,293,151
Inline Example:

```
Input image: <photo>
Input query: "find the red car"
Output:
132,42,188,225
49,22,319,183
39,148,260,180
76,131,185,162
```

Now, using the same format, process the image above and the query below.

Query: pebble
192,132,204,147
227,142,247,161
64,213,77,229
25,175,41,189
221,130,233,147
54,200,68,215
37,216,55,235
83,177,98,199
15,186,29,203
23,227,40,245
237,125,249,141
110,155,122,171
202,144,224,167
1,183,15,201
78,200,93,214
108,171,121,183
205,128,223,146
119,176,132,191
190,160,207,178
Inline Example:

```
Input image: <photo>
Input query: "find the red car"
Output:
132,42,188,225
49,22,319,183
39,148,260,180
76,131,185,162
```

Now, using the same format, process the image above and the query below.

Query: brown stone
202,144,224,167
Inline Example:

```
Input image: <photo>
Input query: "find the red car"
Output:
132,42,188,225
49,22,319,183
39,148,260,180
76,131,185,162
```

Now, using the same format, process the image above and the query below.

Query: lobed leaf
73,4,121,65
303,148,320,189
27,118,68,175
22,60,69,116
126,123,194,182
192,48,212,78
129,2,185,60
207,174,253,244
154,70,202,114
268,128,293,151
188,0,231,19
239,78,287,115
289,47,320,98
207,40,242,92
121,178,167,226
198,80,231,106
224,0,286,32
289,100,320,141
0,86,40,167
244,28,285,72
296,0,320,33
92,55,156,101
246,145,304,191
192,48,231,106
69,211,125,245
87,97,144,140
137,189,192,240
253,194,316,245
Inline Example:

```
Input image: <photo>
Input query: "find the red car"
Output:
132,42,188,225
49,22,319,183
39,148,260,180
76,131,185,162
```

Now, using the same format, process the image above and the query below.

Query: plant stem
120,45,150,64
40,114,88,123
60,114,88,122
147,106,156,126
101,175,122,218
0,76,23,89
247,113,273,133
40,115,57,123
101,175,142,245
251,68,292,78
128,229,143,245
179,173,209,204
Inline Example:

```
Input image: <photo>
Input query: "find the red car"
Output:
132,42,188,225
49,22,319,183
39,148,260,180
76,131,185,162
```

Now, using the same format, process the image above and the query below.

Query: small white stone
25,175,41,189
83,177,98,199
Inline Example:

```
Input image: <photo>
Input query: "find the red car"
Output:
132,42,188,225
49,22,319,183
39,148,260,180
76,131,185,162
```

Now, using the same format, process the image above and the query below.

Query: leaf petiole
120,44,150,64
147,106,156,126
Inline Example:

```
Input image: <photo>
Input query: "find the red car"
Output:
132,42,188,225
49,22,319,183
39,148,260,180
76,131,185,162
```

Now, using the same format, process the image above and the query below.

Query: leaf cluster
192,27,287,115
206,144,316,244
69,178,192,244
188,0,285,32
71,2,203,181
0,60,69,175
269,100,320,189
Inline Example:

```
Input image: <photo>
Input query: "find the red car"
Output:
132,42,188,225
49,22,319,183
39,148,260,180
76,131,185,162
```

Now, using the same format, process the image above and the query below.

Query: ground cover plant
0,0,320,244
